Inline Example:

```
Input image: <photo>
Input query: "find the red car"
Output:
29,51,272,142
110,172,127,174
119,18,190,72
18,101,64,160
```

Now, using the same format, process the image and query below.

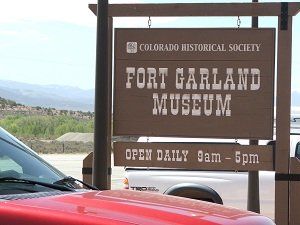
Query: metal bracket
82,167,93,174
280,2,289,30
108,167,112,175
275,173,300,181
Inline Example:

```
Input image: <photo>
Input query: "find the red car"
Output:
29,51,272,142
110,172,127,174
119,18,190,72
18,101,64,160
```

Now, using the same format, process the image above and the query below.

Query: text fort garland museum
125,65,260,117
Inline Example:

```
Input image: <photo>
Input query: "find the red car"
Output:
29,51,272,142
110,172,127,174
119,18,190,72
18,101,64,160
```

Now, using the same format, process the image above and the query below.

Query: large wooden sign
114,142,274,171
114,28,275,139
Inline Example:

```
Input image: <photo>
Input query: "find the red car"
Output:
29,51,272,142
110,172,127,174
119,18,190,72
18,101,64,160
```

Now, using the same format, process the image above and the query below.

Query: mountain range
0,80,299,112
292,91,300,107
0,80,94,112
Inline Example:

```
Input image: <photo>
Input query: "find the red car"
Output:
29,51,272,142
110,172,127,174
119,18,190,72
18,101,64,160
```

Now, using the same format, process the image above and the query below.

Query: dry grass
22,140,93,154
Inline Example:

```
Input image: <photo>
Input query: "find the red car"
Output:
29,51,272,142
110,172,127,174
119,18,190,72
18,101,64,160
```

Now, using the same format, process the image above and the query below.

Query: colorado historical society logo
126,42,137,53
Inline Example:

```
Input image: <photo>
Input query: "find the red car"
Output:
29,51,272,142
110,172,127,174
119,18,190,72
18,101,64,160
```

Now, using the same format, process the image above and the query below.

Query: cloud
0,0,97,27
2,0,298,27
0,30,50,41
0,0,179,28
0,0,153,26
0,0,251,28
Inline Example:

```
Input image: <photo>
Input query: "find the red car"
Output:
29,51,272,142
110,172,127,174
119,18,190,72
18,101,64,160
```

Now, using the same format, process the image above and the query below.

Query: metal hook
148,16,152,28
237,16,241,28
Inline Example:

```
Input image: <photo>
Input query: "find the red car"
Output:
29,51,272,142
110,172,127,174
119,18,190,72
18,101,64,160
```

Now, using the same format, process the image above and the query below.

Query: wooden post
93,0,111,189
247,2,260,213
290,158,300,225
275,4,292,223
248,141,260,213
82,152,93,185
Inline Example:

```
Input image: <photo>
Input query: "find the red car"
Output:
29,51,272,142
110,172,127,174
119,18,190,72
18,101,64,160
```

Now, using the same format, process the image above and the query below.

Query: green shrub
0,115,94,139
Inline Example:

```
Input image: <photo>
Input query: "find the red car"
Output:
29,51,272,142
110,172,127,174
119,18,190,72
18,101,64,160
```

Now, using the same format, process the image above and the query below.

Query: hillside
292,91,300,106
0,80,94,112
1,79,300,110
0,97,94,120
0,97,95,153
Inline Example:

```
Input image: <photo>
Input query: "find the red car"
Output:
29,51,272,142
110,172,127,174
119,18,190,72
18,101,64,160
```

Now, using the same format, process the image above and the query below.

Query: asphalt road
40,153,125,190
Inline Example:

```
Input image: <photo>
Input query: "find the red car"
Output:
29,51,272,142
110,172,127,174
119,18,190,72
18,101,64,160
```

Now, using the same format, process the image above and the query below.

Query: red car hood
0,190,273,225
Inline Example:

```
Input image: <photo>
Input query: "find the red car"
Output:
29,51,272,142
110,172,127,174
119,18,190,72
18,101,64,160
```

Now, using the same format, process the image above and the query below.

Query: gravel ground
40,153,125,190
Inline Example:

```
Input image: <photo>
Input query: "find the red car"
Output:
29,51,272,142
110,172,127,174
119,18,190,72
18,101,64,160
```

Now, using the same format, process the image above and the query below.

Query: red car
0,127,274,225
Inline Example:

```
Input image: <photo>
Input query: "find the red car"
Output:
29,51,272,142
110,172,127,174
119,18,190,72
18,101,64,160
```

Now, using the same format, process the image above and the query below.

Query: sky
0,0,299,91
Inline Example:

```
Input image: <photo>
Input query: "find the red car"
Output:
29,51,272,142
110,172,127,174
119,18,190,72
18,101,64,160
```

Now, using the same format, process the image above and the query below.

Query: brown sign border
114,142,274,171
114,28,275,139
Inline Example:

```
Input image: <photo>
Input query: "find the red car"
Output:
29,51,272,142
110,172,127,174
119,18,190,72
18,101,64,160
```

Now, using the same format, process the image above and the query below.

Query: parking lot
40,153,125,190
